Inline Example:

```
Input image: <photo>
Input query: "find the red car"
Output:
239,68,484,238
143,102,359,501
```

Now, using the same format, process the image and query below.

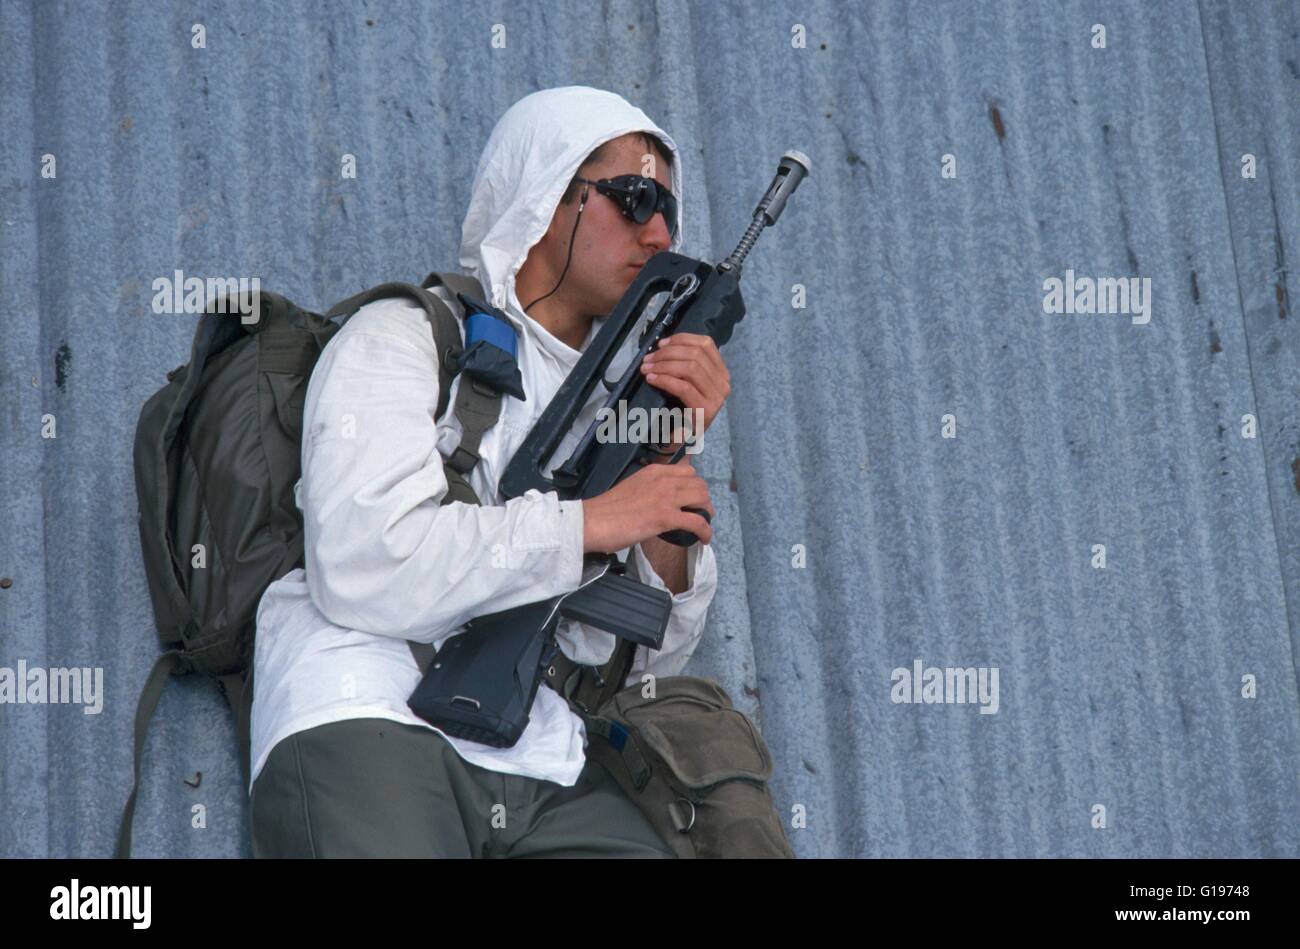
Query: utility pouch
579,675,795,859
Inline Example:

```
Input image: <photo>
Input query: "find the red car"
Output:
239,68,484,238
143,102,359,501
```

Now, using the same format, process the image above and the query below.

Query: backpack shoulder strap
216,669,253,797
419,272,512,499
115,650,186,858
406,345,505,674
422,272,517,487
324,279,470,421
422,270,487,305
375,272,511,677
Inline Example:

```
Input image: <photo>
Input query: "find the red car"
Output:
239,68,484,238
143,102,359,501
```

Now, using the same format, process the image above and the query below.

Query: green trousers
249,717,676,858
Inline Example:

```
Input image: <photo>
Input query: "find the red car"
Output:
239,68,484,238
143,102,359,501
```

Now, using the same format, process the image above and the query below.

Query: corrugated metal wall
1,0,1296,858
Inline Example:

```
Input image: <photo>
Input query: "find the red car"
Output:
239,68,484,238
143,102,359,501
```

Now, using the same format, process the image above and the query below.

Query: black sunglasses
572,174,679,241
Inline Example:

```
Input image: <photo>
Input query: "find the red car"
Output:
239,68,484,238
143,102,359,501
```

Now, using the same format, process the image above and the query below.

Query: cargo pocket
610,677,793,858
620,678,772,791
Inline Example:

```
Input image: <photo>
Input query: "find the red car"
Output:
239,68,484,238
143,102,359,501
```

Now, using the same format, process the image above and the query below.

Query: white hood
458,85,684,345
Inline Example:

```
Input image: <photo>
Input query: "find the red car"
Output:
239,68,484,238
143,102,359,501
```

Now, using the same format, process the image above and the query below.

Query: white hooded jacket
249,87,717,792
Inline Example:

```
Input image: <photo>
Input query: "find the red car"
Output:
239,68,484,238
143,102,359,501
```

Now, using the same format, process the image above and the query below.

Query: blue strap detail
464,311,517,358
607,720,629,752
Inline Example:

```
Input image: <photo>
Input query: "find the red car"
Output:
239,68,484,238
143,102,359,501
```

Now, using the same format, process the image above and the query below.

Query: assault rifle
407,151,811,747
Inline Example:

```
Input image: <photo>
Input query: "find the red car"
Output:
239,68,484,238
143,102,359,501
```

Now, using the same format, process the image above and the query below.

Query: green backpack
117,271,497,858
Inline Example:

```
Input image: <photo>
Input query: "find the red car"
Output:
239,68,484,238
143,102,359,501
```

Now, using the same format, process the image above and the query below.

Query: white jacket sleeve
622,539,718,684
299,323,585,644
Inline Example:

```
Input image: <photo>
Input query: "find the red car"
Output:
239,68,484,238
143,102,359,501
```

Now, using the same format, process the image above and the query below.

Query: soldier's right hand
581,459,715,553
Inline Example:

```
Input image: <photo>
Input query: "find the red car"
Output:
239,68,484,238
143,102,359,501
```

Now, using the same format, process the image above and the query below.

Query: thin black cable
523,183,588,312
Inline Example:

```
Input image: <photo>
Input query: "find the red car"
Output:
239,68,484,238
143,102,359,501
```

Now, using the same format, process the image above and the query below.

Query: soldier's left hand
639,333,731,436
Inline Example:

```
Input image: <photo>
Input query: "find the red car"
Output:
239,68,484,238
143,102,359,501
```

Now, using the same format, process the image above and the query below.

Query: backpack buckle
669,798,697,833
442,346,463,374
448,444,481,475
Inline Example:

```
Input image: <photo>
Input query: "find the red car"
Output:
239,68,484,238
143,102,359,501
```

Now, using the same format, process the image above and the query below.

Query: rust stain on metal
989,104,1006,140
54,343,71,393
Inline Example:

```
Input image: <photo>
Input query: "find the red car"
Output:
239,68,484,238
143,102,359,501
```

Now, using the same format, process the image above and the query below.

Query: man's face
535,133,674,319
